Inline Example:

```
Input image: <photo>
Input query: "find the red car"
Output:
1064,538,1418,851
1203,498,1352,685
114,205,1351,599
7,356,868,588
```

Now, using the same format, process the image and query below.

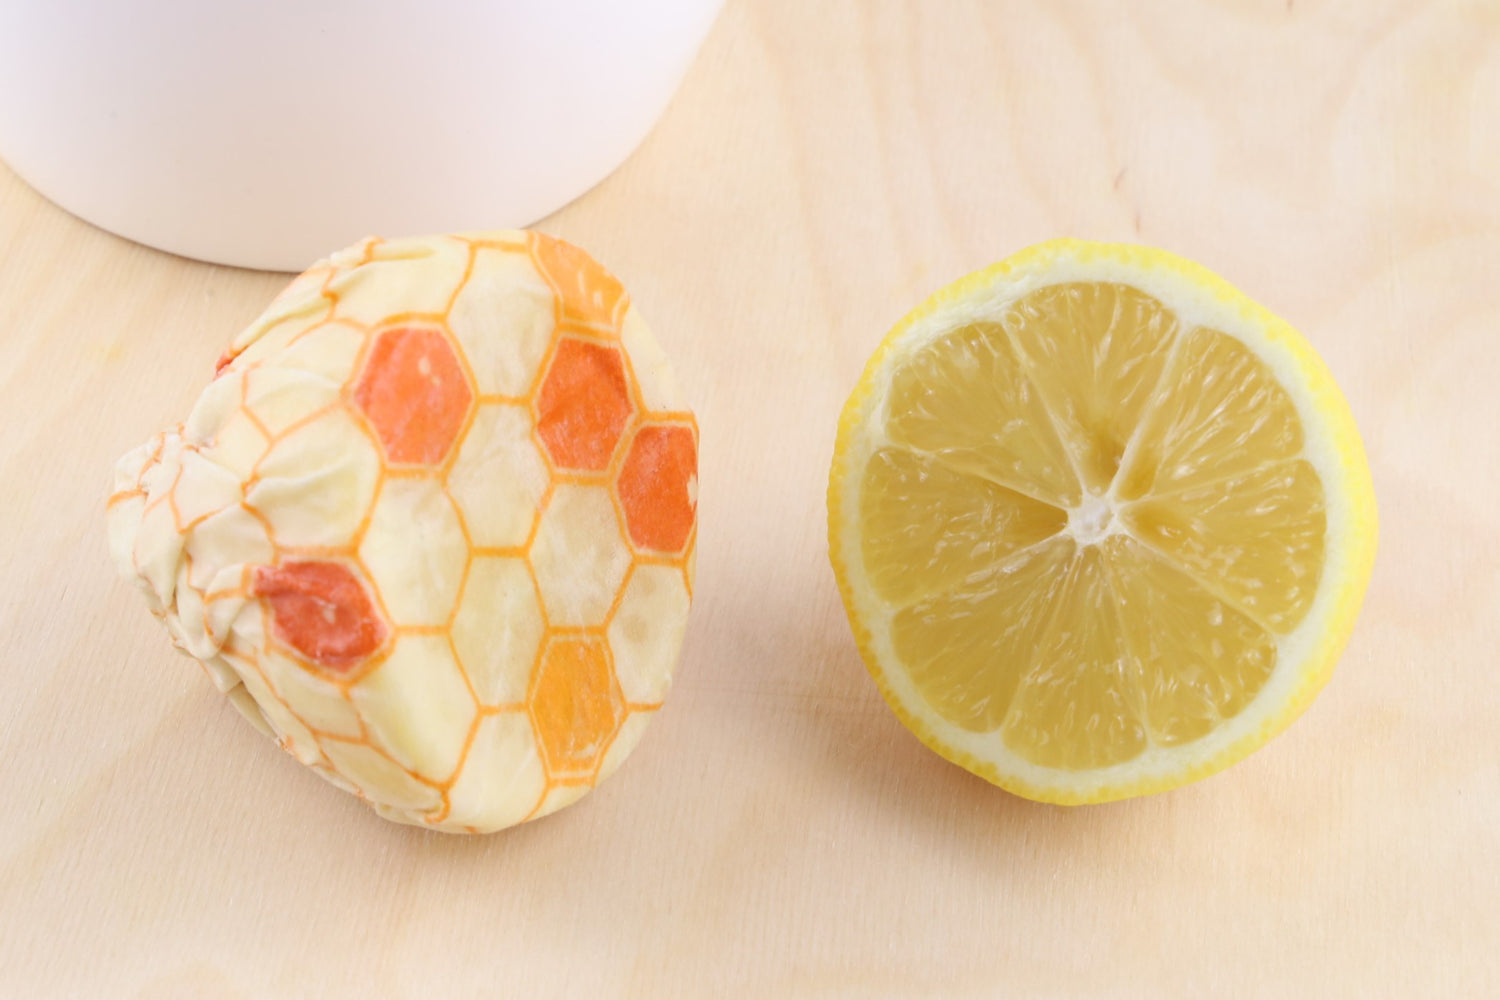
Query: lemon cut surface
829,241,1376,803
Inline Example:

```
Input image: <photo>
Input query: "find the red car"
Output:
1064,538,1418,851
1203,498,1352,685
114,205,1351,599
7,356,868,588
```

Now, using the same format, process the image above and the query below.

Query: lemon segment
999,282,1180,494
890,535,1076,734
885,322,1082,507
860,448,1066,608
1122,460,1326,633
1114,326,1305,500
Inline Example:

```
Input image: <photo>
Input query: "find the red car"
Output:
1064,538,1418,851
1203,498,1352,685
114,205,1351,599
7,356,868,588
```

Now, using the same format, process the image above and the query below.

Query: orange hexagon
534,338,635,472
616,424,698,555
528,232,629,334
351,326,474,465
252,561,388,672
528,635,624,780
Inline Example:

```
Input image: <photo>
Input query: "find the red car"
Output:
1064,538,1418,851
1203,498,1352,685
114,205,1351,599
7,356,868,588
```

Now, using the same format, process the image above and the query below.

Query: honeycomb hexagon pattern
107,231,697,833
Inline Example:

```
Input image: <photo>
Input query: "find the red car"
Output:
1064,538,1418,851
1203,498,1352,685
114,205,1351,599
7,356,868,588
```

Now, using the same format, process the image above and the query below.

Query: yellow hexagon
529,484,632,627
349,634,477,782
245,407,380,549
528,634,624,781
357,478,469,626
443,711,547,832
606,564,689,705
446,246,556,397
327,236,472,328
450,556,545,707
447,403,549,548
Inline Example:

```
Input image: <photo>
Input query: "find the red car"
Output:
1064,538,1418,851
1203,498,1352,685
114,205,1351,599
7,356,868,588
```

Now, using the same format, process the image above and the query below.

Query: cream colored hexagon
447,245,556,397
272,320,369,384
447,403,549,549
443,711,547,832
326,236,472,328
228,307,330,374
324,235,385,273
203,593,257,664
183,369,245,441
529,484,633,627
358,478,469,626
242,366,343,436
204,406,271,482
171,449,243,531
184,504,274,595
450,556,545,707
130,495,183,611
106,492,146,584
195,651,241,694
166,565,214,660
350,635,477,782
112,430,161,492
226,591,269,650
606,564,689,705
595,711,655,786
620,306,688,413
231,657,321,766
307,759,361,797
267,261,334,308
178,366,266,481
138,440,181,499
224,683,275,740
320,739,443,815
532,783,590,821
259,647,364,739
245,407,380,549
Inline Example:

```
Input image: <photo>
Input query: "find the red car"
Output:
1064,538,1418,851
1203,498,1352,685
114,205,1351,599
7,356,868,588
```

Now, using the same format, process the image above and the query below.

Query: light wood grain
2,1,1497,996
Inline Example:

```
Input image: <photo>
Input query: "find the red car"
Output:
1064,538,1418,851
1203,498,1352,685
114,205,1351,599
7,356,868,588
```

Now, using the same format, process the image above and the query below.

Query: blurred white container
0,1,721,270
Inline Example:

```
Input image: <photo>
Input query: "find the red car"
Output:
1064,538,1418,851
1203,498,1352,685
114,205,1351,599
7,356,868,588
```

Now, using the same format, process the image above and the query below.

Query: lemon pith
828,240,1376,804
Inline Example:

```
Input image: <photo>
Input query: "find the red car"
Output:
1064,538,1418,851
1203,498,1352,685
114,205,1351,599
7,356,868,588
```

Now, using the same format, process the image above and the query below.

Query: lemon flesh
830,242,1375,803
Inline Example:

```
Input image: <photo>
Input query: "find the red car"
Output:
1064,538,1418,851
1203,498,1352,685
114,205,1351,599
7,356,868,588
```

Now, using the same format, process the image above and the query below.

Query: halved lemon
828,240,1376,804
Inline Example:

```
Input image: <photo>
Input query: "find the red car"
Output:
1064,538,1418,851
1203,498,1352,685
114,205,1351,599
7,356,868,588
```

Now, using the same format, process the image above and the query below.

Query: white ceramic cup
0,1,721,270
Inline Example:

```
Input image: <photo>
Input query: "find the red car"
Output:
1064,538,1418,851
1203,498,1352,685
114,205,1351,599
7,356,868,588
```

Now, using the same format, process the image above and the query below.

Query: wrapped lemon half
108,232,698,833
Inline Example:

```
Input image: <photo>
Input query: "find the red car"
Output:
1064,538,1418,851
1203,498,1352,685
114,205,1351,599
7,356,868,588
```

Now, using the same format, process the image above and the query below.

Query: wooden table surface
2,1,1497,996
